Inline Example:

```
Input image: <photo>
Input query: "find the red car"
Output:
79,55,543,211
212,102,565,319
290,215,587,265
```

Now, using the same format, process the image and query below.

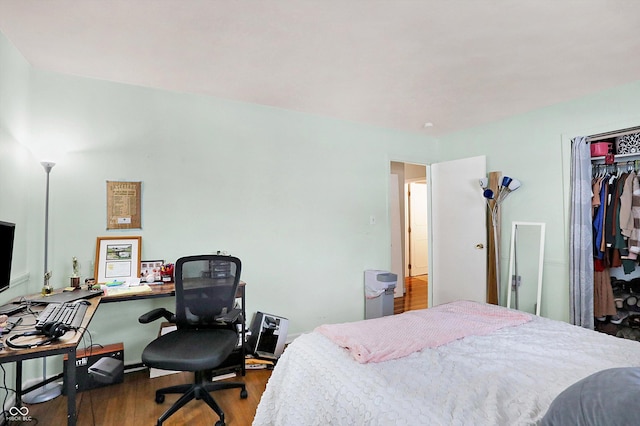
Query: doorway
390,155,487,314
390,162,428,314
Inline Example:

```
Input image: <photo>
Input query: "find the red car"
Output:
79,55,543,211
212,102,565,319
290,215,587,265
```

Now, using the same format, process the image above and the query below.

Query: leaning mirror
506,222,545,315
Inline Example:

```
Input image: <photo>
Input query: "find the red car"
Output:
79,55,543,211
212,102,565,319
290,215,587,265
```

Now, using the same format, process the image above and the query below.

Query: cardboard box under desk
63,343,124,393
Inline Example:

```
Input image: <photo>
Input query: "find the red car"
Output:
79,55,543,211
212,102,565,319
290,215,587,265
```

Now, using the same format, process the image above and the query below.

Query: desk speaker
247,312,288,360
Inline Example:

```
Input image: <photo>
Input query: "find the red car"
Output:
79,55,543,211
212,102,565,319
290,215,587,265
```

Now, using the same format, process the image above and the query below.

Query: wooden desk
100,280,245,303
100,282,176,303
0,296,101,426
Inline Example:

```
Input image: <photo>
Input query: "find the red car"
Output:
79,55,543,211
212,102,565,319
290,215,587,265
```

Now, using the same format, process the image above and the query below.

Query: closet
590,128,640,339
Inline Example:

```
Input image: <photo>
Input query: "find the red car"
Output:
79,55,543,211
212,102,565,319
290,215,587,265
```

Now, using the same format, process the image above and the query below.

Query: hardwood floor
21,368,271,426
394,274,428,314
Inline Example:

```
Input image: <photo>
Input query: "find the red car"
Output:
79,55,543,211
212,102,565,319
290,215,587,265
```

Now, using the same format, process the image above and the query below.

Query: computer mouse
74,300,91,306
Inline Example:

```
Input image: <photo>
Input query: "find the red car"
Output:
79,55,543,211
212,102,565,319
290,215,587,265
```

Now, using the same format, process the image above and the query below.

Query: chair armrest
138,308,174,324
215,308,242,324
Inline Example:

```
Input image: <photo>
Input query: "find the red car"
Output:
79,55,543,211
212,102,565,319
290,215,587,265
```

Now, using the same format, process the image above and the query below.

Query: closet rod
591,154,640,166
593,160,637,168
592,161,640,176
587,126,640,142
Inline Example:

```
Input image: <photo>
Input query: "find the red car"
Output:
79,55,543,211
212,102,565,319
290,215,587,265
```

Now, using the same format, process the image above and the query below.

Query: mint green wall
0,30,42,403
437,81,640,321
1,32,438,370
0,31,34,299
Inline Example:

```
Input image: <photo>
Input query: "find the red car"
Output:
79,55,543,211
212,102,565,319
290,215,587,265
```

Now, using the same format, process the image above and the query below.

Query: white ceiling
1,1,640,136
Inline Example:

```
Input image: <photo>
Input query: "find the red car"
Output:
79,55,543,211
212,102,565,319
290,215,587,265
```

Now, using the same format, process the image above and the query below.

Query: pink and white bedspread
315,300,531,363
253,302,640,426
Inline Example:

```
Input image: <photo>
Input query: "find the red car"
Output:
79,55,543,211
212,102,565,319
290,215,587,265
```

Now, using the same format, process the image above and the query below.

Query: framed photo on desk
141,259,164,283
94,236,141,284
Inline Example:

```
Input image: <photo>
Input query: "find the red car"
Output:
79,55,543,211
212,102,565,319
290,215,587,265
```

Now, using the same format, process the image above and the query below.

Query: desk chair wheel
155,393,165,404
240,388,248,399
215,421,225,426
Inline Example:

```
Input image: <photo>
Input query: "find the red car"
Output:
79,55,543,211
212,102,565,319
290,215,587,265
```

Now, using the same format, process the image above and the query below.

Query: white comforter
253,313,640,426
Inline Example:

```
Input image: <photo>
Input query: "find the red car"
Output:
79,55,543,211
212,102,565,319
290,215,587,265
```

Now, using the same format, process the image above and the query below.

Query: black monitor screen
0,221,16,294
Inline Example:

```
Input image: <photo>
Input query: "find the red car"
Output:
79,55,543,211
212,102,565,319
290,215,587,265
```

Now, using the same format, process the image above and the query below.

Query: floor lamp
23,161,62,403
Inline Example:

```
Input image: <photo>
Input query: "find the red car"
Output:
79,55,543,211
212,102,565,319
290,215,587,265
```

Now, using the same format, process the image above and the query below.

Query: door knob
475,244,484,249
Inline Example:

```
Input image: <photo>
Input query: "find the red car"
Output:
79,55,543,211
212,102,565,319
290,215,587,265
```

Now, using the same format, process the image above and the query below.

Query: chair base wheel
155,393,165,404
240,389,248,399
215,420,225,426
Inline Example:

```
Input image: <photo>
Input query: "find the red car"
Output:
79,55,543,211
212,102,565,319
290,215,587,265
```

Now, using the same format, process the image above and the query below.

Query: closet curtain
569,136,594,329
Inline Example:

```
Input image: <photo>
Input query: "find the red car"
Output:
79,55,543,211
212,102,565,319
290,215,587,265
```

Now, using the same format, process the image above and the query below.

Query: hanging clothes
620,171,636,238
594,268,617,318
604,173,625,253
591,165,639,321
628,176,640,259
592,173,617,318
592,176,607,261
602,172,631,270
620,172,637,273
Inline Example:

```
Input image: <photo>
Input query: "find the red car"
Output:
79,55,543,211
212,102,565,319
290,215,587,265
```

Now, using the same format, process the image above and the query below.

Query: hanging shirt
620,171,636,238
593,176,607,260
628,175,640,260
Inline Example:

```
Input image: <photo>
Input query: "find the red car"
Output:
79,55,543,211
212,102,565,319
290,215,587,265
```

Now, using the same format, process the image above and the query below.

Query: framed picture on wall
106,181,142,230
94,236,142,284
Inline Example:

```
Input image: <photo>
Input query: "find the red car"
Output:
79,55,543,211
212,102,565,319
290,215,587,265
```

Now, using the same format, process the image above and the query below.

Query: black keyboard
35,302,87,330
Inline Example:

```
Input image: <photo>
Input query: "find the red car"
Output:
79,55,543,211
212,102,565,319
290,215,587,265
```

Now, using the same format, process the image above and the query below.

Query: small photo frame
94,236,142,284
141,259,164,283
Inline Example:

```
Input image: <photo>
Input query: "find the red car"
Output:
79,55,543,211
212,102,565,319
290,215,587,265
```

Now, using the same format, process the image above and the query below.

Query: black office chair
139,254,247,426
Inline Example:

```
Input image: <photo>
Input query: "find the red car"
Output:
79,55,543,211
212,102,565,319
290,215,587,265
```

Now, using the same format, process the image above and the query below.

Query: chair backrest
174,254,241,328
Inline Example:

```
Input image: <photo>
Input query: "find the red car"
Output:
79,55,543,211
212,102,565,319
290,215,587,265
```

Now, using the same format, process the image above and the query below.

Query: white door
408,182,429,276
429,155,487,306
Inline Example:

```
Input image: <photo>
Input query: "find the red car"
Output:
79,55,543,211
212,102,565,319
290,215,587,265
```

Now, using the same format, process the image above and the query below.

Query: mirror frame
506,221,546,315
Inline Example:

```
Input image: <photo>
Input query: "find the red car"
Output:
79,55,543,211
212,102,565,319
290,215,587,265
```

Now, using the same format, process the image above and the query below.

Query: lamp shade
508,179,521,191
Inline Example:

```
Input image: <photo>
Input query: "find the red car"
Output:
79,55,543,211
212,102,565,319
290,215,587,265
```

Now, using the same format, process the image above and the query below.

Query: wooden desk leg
15,360,22,407
65,349,77,426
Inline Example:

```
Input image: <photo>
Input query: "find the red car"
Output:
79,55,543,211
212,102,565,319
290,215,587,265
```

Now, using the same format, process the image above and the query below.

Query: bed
253,301,640,425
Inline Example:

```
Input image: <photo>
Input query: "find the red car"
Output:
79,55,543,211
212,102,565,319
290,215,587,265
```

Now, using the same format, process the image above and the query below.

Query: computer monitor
0,221,16,294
